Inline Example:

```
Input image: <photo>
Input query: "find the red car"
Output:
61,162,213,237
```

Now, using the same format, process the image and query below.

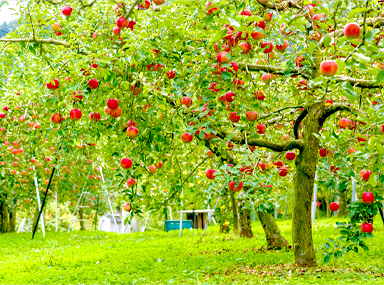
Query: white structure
177,209,215,237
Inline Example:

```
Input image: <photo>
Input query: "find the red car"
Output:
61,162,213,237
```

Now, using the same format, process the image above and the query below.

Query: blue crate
165,220,192,232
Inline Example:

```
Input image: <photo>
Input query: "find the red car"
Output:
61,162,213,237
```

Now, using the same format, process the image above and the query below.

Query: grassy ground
0,216,383,284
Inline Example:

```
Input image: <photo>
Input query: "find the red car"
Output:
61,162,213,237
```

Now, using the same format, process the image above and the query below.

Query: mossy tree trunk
229,189,239,234
257,210,288,248
79,208,85,230
338,189,348,217
238,202,253,238
0,195,11,233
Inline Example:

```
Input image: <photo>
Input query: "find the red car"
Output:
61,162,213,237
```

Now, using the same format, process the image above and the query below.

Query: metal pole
99,165,120,234
202,182,226,238
311,172,318,222
33,166,45,237
55,191,58,231
284,197,288,220
351,177,357,202
179,211,183,237
68,171,90,232
274,206,278,219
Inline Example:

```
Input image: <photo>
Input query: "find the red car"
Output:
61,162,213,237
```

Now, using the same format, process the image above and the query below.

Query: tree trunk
0,197,11,233
79,208,85,230
238,202,253,238
229,190,239,234
292,102,325,267
9,205,16,232
325,193,330,218
257,210,288,249
337,190,348,217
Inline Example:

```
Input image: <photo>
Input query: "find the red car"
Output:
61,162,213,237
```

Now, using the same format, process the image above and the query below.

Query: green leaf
210,29,227,42
376,69,384,84
221,72,231,80
228,18,240,28
335,58,345,74
352,53,371,64
323,34,331,48
313,77,324,86
377,143,384,155
324,253,332,263
171,0,194,5
368,173,377,187
307,42,316,55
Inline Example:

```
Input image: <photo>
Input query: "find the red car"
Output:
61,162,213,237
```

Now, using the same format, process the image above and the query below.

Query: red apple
344,23,361,39
229,112,240,123
147,165,157,175
339,118,352,129
88,79,99,89
320,60,338,76
127,178,136,187
69,109,82,121
239,42,251,54
181,96,193,107
255,91,266,100
206,169,217,179
207,150,214,158
286,152,296,160
362,192,374,203
297,80,308,90
127,126,139,138
166,70,176,79
123,202,131,212
265,12,273,21
361,223,373,233
261,42,273,53
256,123,266,134
230,181,243,192
279,167,288,177
181,132,193,143
62,6,72,16
47,79,59,90
239,9,252,16
216,51,229,64
246,111,257,121
275,40,288,52
319,148,328,157
50,113,62,124
110,107,121,118
330,202,339,211
89,112,100,122
107,99,119,110
120,158,132,169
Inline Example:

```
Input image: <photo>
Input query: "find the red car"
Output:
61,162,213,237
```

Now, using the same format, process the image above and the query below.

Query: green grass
0,216,383,284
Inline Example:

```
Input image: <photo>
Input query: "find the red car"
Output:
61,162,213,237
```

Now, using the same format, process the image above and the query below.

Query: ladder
67,182,91,232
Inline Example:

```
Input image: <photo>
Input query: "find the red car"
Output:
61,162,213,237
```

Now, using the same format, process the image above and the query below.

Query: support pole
55,191,58,232
99,165,120,234
32,166,45,238
202,182,226,238
274,206,278,219
311,172,318,222
32,167,55,239
179,211,183,237
351,177,357,202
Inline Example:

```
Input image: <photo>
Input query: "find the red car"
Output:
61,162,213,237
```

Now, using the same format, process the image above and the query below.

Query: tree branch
238,63,301,75
293,108,308,139
124,0,141,19
335,75,382,89
320,103,351,125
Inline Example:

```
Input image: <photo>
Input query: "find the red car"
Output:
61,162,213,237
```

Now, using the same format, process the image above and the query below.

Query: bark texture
79,208,85,231
239,202,253,238
292,102,325,267
229,190,239,234
257,211,288,248
337,189,348,217
0,197,11,233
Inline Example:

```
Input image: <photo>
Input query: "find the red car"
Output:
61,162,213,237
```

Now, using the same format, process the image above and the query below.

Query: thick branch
215,130,304,152
320,103,351,125
0,37,89,55
259,0,301,10
335,75,382,89
293,108,308,139
238,63,300,75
